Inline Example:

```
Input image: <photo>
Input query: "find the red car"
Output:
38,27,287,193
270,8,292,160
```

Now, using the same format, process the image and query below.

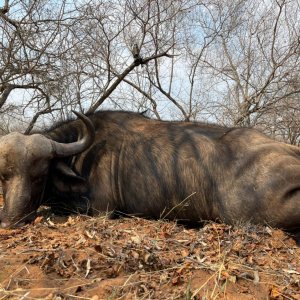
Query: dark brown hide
79,112,300,233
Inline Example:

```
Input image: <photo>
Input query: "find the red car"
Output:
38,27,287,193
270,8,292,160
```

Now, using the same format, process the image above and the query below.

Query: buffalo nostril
0,211,10,228
1,220,26,228
1,221,10,228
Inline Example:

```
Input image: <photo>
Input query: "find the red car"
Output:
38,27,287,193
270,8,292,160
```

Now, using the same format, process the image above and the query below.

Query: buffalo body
0,111,299,238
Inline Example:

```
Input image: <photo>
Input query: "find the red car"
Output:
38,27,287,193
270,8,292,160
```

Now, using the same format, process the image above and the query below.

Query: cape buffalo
0,111,299,240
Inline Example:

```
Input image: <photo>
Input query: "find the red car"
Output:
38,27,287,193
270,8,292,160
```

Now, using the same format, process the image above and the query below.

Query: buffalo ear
52,161,88,194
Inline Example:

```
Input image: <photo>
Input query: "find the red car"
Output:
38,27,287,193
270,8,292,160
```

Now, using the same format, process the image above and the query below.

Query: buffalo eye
0,166,13,182
0,173,9,182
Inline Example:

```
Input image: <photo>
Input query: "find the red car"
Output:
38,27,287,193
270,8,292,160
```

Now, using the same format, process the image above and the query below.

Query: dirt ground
0,195,299,300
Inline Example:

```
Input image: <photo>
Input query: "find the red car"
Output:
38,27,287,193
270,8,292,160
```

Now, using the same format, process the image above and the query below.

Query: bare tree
1,0,300,142
196,0,300,128
0,0,86,130
0,0,180,130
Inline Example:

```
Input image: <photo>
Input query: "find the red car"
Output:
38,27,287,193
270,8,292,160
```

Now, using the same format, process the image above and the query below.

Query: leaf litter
0,195,299,299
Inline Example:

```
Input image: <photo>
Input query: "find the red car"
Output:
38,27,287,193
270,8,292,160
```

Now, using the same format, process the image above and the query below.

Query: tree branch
87,51,175,113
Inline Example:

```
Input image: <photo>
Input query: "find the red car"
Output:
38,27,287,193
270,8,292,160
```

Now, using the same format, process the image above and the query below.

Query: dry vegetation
0,195,299,300
1,0,300,141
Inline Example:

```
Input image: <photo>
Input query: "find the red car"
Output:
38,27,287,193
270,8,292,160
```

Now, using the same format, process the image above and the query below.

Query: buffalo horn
51,111,95,157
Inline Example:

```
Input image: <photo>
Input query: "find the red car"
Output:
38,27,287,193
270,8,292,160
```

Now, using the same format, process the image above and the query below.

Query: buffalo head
0,112,95,228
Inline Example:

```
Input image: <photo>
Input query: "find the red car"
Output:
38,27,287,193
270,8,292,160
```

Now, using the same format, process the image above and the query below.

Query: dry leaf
265,227,273,236
160,273,168,283
269,286,283,299
47,218,55,226
85,230,96,239
221,270,230,278
181,249,189,258
33,216,43,225
282,269,300,275
131,235,141,244
171,275,181,285
144,253,151,263
85,258,91,278
247,255,254,264
131,250,139,259
253,270,260,284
